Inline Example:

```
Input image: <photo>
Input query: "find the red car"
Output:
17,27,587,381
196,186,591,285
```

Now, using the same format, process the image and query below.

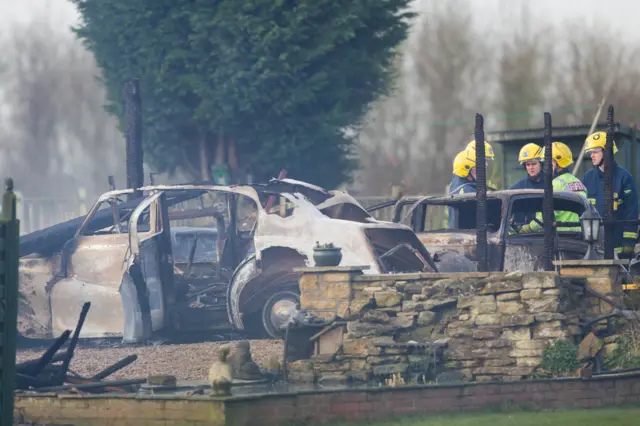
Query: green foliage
68,0,415,188
539,339,580,377
603,335,640,370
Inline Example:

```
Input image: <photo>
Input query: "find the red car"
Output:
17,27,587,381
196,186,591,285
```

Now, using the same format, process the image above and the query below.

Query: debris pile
293,270,597,383
16,302,144,394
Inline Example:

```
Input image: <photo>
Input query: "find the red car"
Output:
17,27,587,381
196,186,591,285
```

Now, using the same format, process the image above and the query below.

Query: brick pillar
295,266,369,319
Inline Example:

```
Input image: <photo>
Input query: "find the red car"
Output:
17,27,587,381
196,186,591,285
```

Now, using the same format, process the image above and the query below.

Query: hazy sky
1,0,639,44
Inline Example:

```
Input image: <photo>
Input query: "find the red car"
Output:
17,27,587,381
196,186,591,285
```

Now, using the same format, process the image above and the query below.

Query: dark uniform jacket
581,163,639,252
509,174,545,190
447,176,477,228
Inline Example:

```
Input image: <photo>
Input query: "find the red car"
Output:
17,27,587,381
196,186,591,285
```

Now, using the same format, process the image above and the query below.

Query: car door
129,191,175,332
49,200,132,338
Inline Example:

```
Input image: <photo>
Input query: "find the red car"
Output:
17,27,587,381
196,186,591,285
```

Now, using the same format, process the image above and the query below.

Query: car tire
260,288,300,340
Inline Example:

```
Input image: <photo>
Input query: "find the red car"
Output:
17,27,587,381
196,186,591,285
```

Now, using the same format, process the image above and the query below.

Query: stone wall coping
16,372,640,404
553,259,630,266
352,272,502,281
294,265,370,273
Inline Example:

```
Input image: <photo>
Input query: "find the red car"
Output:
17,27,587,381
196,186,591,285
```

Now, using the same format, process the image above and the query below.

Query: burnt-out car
19,178,453,342
391,189,603,272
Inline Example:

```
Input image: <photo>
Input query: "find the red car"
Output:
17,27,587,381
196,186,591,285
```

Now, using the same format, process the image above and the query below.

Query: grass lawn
330,406,640,426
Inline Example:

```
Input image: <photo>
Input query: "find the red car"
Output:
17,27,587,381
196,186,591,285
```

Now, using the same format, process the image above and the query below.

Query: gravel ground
16,339,283,381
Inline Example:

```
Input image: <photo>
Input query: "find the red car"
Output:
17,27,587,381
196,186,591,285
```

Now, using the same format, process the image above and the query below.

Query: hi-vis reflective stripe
623,283,640,291
615,247,623,253
588,198,596,204
623,231,638,239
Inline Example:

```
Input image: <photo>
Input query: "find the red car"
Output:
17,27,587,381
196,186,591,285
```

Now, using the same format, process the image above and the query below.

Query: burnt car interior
406,199,503,233
507,196,586,239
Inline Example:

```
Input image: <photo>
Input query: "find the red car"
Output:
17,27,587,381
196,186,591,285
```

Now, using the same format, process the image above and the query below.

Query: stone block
516,357,542,367
374,291,402,307
349,298,373,315
542,289,561,296
509,348,545,358
322,272,352,283
364,286,385,294
300,274,319,292
497,301,524,315
447,327,474,338
342,337,378,355
423,297,458,311
366,355,407,366
520,289,542,300
403,282,423,295
502,328,532,341
523,297,560,313
417,311,437,326
501,314,535,326
412,294,426,302
484,358,516,367
534,323,569,339
321,282,351,299
522,273,558,289
472,329,498,340
306,299,339,312
514,340,550,350
474,314,502,325
486,339,512,349
391,312,416,328
534,312,566,322
402,300,425,312
482,280,523,295
587,277,620,295
362,310,390,324
497,292,520,302
445,359,480,369
346,320,397,338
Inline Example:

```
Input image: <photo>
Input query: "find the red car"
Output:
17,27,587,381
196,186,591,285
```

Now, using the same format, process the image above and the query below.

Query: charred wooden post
124,79,144,201
604,105,615,259
474,113,488,272
543,112,555,271
0,177,20,426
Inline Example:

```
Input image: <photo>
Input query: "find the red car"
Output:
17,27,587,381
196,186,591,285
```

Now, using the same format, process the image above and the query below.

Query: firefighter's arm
620,174,639,247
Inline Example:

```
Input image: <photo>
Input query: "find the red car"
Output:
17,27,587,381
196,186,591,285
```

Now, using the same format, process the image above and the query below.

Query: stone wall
294,263,624,384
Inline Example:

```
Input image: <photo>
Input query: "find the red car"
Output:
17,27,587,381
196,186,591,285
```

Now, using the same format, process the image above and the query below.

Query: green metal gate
0,178,20,426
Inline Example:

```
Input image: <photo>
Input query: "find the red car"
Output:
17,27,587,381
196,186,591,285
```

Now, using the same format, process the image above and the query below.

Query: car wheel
261,289,300,339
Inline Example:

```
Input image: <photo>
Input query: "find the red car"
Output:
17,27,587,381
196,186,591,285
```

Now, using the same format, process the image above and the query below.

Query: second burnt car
18,178,471,342
389,189,603,272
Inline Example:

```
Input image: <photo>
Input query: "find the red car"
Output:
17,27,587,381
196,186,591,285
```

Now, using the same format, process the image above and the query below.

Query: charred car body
19,179,466,342
391,189,603,272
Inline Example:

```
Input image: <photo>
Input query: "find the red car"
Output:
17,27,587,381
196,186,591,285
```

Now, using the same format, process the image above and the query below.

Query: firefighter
447,141,493,227
581,131,639,259
519,141,587,234
465,140,498,189
509,143,545,190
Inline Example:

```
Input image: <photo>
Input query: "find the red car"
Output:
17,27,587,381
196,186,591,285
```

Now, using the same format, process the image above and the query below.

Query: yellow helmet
541,141,574,169
518,143,543,164
584,131,618,155
465,140,495,160
452,150,476,178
